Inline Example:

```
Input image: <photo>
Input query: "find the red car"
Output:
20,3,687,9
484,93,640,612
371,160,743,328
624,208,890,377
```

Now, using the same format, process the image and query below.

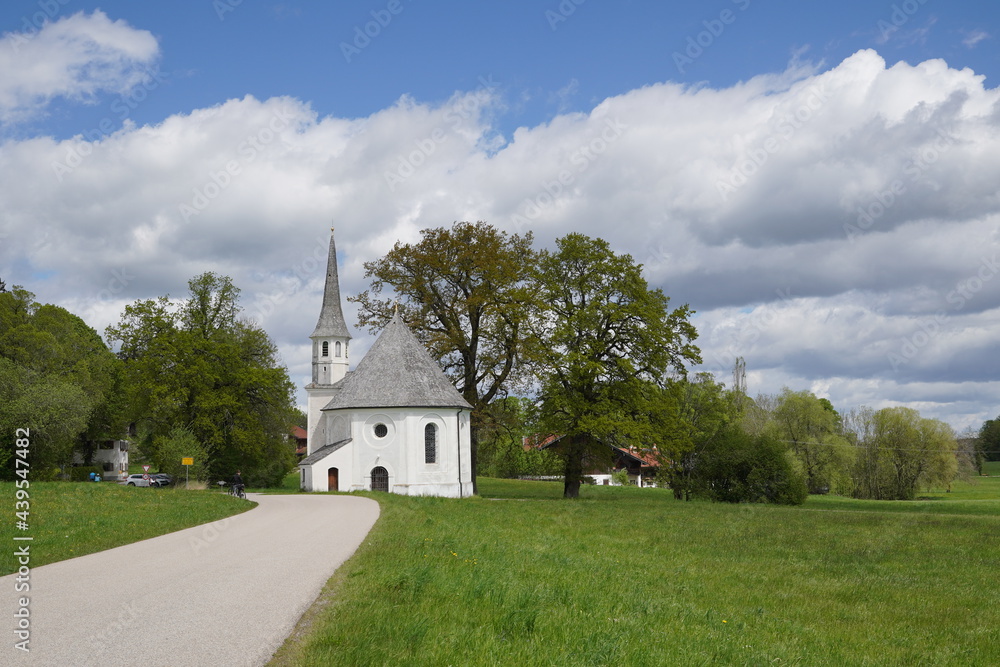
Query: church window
322,341,329,357
374,423,388,438
335,341,342,357
424,424,437,464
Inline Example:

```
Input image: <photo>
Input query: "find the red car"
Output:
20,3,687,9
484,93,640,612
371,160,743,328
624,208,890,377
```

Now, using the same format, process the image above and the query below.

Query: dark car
150,473,173,487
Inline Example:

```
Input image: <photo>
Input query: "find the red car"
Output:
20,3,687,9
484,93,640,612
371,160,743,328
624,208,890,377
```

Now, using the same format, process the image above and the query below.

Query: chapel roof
310,230,352,340
322,311,473,411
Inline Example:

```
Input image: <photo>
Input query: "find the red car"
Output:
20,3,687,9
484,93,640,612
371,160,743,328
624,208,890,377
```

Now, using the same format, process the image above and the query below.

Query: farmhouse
525,434,660,486
298,230,474,497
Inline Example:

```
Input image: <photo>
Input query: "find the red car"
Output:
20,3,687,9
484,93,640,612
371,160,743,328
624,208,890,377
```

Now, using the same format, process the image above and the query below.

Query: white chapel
298,230,474,497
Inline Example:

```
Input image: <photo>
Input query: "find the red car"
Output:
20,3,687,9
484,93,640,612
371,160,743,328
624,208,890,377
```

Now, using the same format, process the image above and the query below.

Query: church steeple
311,229,352,340
309,228,351,386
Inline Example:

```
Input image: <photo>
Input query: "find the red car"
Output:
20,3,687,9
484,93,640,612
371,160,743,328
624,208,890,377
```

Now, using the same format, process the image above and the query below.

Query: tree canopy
772,388,853,494
0,286,125,478
106,273,297,486
528,233,701,498
848,406,958,500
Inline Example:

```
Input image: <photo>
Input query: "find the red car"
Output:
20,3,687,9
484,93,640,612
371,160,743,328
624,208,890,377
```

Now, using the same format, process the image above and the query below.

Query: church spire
310,228,352,340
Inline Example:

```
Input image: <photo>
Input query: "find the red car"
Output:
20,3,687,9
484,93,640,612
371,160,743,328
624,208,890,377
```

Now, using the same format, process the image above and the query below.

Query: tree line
3,224,996,496
348,222,994,501
1,274,297,485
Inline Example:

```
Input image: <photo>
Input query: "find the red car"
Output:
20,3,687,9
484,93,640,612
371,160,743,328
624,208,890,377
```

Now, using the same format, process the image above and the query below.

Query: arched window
335,341,342,357
321,341,329,357
371,466,389,492
424,423,437,464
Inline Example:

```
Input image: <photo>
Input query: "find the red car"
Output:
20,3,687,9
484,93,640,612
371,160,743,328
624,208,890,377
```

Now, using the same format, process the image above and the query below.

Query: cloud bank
2,21,998,431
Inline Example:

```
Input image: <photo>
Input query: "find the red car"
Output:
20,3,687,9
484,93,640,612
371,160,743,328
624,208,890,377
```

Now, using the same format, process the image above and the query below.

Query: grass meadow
271,468,1000,666
4,465,998,664
0,482,253,575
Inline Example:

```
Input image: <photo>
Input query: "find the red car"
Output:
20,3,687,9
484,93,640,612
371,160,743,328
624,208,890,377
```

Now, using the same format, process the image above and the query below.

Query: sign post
182,457,194,488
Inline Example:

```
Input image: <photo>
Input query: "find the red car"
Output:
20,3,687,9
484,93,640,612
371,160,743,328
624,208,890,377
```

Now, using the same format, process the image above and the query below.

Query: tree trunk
563,435,584,498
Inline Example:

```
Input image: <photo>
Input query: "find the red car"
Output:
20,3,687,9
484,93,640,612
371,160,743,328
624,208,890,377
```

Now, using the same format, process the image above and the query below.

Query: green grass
271,478,1000,666
0,482,254,575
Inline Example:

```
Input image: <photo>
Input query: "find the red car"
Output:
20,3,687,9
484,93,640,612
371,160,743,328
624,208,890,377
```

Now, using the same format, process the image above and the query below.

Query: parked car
120,474,153,487
150,473,173,487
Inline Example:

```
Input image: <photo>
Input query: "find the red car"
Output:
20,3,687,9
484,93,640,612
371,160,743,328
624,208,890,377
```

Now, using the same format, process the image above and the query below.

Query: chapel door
371,466,389,492
327,467,339,491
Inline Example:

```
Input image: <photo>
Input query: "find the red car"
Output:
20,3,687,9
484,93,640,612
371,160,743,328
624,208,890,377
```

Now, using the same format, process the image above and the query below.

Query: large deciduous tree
0,286,125,478
772,388,853,494
350,221,537,493
849,406,958,500
106,273,297,486
529,233,700,498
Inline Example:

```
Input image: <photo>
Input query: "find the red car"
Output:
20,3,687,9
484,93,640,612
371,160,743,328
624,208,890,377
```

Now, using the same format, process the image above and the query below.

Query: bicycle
230,483,246,500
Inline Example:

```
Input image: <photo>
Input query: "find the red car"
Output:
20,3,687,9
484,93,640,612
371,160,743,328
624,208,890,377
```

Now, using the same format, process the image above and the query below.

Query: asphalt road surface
3,493,380,666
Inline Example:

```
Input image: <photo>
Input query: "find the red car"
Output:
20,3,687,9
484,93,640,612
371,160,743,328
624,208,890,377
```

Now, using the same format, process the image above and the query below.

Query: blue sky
1,0,999,431
13,0,998,139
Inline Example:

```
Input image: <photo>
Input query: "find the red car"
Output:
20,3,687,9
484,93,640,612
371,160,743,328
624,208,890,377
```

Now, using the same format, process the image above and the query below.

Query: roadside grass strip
0,482,253,575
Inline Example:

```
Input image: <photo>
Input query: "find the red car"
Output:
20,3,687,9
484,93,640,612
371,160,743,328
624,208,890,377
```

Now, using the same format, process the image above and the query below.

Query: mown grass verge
0,482,254,575
270,475,1000,666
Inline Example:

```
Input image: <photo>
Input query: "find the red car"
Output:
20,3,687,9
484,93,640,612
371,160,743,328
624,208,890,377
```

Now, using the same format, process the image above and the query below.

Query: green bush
69,466,102,482
610,468,630,486
694,427,808,505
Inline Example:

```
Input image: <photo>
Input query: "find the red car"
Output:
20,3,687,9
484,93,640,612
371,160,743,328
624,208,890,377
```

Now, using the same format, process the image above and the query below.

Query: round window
374,423,388,438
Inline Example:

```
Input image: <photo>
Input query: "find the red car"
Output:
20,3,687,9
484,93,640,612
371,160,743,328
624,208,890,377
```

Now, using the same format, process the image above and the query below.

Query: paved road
3,493,380,666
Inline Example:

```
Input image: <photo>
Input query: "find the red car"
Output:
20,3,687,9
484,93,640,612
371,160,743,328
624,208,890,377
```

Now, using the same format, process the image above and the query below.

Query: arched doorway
371,466,389,492
327,467,339,491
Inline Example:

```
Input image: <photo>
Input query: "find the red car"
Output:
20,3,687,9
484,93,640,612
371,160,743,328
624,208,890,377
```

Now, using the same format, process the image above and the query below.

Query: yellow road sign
182,457,194,465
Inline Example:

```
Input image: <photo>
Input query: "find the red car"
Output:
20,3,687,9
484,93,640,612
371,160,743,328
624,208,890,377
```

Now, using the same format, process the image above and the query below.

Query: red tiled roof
523,434,660,467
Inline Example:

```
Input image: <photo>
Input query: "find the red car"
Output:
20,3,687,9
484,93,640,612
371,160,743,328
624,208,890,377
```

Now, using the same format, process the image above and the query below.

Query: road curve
3,493,380,666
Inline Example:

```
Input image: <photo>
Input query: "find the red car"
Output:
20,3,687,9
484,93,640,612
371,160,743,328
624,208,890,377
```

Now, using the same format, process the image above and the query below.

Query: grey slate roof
322,311,473,411
310,232,352,340
299,438,352,466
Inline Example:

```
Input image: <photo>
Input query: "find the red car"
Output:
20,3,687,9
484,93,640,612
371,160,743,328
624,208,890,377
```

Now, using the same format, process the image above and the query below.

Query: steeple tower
305,228,352,456
309,228,351,386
